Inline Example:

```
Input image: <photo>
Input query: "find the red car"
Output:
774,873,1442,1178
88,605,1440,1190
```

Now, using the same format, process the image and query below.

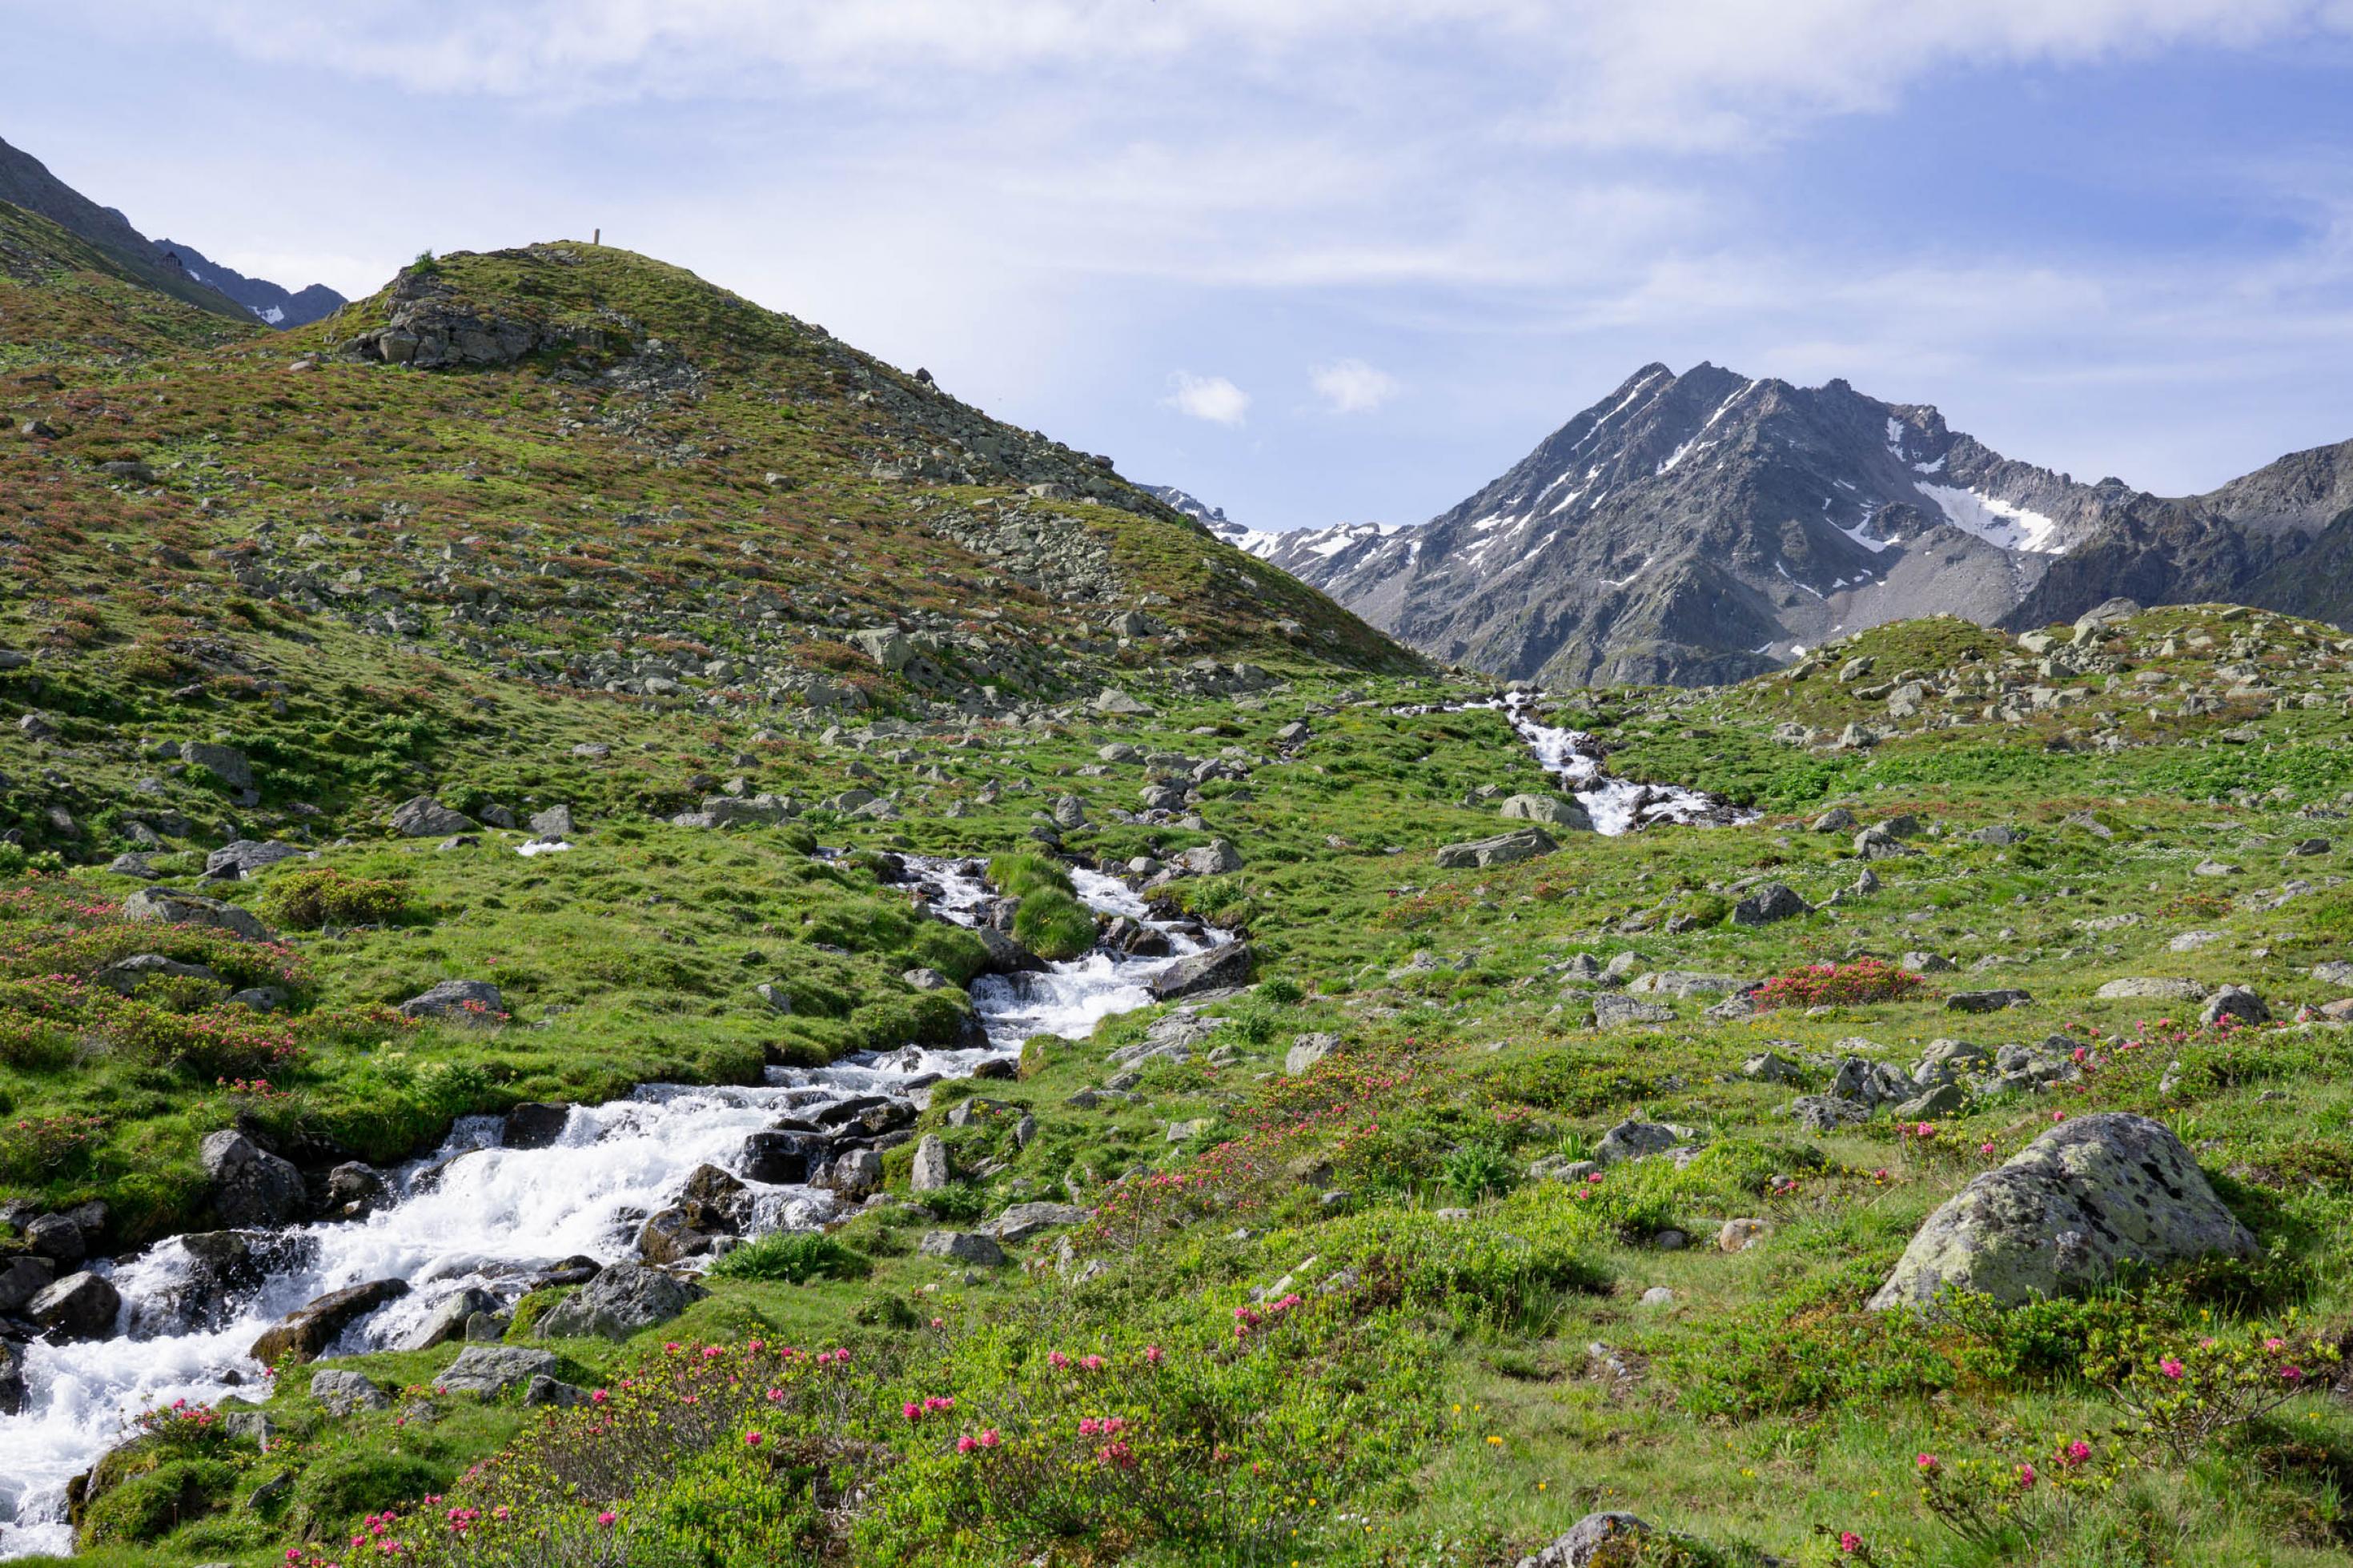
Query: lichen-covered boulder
1869,1113,2255,1310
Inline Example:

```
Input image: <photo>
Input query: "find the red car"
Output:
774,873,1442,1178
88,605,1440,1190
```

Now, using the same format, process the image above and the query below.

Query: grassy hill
4,233,2353,1566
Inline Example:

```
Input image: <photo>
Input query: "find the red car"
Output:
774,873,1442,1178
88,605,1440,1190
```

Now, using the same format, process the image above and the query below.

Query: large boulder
389,796,476,838
1730,883,1808,927
28,1271,120,1339
739,1130,820,1185
536,1264,706,1341
396,1286,504,1353
310,1369,391,1415
2095,977,2208,1001
1171,840,1243,876
0,1254,55,1313
398,979,506,1025
179,742,255,790
986,1202,1088,1242
250,1279,411,1364
1497,794,1592,830
1435,827,1557,870
909,1134,954,1193
436,1345,558,1398
918,1230,1007,1266
1147,943,1255,1001
503,1103,573,1149
1869,1113,2256,1310
972,925,1049,976
121,887,273,943
200,1132,307,1228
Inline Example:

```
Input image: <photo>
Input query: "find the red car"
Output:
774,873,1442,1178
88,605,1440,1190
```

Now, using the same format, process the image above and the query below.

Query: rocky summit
1235,359,2353,688
2,194,2352,1568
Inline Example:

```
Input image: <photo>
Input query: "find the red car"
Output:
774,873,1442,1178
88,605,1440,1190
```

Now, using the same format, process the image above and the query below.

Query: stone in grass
918,1230,1007,1266
1515,1511,1672,1568
398,979,505,1025
1595,1119,1693,1166
909,1134,953,1193
1946,989,2030,1013
1730,882,1808,927
1496,793,1593,830
2200,986,2269,1028
1869,1113,2255,1311
309,1369,390,1415
121,886,273,943
436,1345,558,1398
1434,826,1557,870
2094,977,2207,1001
1285,1033,1339,1075
390,796,478,837
1788,1094,1869,1132
538,1265,706,1340
1590,993,1674,1029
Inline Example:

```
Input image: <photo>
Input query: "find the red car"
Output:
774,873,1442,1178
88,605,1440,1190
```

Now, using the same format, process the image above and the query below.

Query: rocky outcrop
251,1279,411,1364
1870,1113,2257,1310
536,1264,705,1340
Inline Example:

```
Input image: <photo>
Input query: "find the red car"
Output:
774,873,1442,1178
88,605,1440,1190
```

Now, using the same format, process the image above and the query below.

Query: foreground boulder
436,1345,558,1398
251,1279,411,1364
1869,1113,2256,1310
399,979,506,1025
1435,827,1556,870
28,1271,120,1339
390,796,477,837
121,887,273,943
536,1263,705,1340
1147,943,1255,1001
1497,794,1592,830
201,1131,307,1228
1516,1512,1660,1568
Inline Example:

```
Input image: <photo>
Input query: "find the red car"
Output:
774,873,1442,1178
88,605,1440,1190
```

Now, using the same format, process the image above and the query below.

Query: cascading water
1440,693,1752,836
0,856,1216,1558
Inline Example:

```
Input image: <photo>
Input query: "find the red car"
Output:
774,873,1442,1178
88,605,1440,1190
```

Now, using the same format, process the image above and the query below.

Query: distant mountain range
0,133,343,328
1165,364,2353,686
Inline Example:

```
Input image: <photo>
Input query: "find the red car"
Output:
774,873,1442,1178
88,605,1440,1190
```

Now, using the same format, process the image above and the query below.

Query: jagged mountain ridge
151,237,345,327
1257,361,2353,686
0,132,339,328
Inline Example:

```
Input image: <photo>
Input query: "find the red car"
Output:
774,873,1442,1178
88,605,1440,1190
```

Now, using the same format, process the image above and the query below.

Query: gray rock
390,796,476,838
918,1230,1007,1266
180,743,255,790
2311,960,2353,988
528,804,576,838
1742,1051,1802,1084
1625,970,1748,997
1172,840,1243,876
397,1287,503,1353
309,1369,390,1414
536,1264,706,1340
28,1271,118,1339
2094,977,2207,1001
23,1213,84,1264
1497,794,1593,830
201,1131,307,1228
1947,989,2031,1013
437,1345,559,1398
1590,993,1674,1029
2200,986,2270,1028
909,1134,953,1193
1869,1113,2255,1310
0,1254,56,1312
204,840,306,878
92,953,223,997
1434,827,1557,870
986,1202,1088,1242
821,1148,883,1198
1731,883,1808,927
398,979,506,1024
1596,1119,1692,1165
1809,808,1855,832
524,1374,592,1409
1892,1081,1969,1120
1285,1033,1339,1075
105,852,163,880
1516,1512,1659,1568
1147,942,1255,1001
122,886,273,942
1789,1094,1869,1131
901,967,952,992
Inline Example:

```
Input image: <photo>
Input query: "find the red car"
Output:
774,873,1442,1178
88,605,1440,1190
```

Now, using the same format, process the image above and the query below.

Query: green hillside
3,236,2353,1568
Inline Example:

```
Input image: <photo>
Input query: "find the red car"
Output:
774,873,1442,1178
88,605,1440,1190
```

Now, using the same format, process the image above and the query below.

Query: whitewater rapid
1495,692,1753,834
0,859,1211,1558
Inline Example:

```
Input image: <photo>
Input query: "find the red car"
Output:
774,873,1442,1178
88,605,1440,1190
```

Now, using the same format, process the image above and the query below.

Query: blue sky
10,2,2353,531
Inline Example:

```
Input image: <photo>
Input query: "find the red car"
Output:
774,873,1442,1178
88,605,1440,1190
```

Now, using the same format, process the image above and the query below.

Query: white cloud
1164,372,1251,427
1311,358,1400,413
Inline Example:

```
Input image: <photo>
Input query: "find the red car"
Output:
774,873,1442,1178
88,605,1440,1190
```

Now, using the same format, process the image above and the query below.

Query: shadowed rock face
1869,1113,2257,1310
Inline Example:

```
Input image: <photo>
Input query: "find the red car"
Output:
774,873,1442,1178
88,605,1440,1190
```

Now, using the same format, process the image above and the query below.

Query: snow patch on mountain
1916,483,2064,554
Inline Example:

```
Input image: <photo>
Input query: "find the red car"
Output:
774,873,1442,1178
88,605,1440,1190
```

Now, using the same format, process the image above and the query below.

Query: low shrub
1752,957,1929,1009
708,1231,873,1285
258,866,420,931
